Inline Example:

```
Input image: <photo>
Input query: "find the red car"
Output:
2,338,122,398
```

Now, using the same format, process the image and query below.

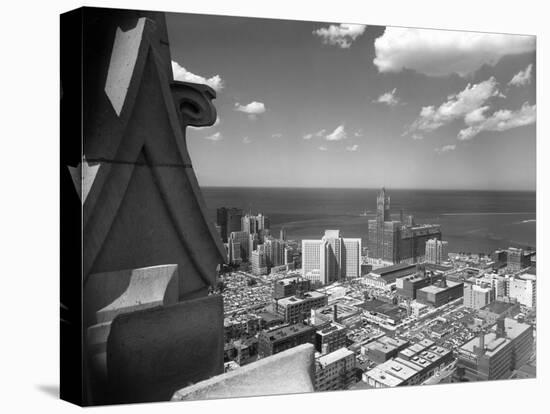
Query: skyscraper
367,188,441,264
217,207,243,243
302,230,361,285
425,238,449,264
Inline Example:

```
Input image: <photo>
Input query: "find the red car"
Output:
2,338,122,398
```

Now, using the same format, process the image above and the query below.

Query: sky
166,13,536,190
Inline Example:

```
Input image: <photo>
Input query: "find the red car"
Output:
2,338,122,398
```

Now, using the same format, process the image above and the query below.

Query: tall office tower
229,241,242,264
251,245,268,276
217,207,243,242
264,237,285,268
228,231,250,262
506,247,532,272
367,188,441,264
249,233,259,259
425,238,449,264
302,230,361,285
280,227,287,241
241,212,270,235
343,238,361,278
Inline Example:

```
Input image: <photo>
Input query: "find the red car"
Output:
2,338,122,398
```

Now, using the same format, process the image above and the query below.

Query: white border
0,0,546,413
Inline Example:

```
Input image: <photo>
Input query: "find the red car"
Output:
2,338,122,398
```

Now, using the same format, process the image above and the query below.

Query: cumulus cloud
303,129,326,140
374,28,535,77
435,144,456,154
271,133,283,138
313,23,367,48
354,129,363,137
409,77,502,133
346,144,359,152
318,146,328,151
509,64,533,87
235,101,266,120
457,102,536,140
171,61,224,91
242,136,252,144
411,133,424,140
205,132,223,141
325,125,347,141
375,88,400,106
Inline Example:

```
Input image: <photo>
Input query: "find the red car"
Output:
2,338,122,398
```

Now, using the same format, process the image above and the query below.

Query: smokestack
496,318,506,338
476,331,486,356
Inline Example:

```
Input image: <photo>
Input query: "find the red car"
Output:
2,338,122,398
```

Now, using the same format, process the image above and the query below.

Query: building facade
301,230,361,285
315,348,357,391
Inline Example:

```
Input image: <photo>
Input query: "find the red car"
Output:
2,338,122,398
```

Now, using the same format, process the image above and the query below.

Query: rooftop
371,263,417,276
480,300,517,315
316,347,354,367
263,323,314,342
278,291,327,306
419,280,462,294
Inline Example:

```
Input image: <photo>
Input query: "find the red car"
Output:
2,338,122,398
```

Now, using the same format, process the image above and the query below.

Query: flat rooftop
419,280,462,294
278,291,327,306
371,263,417,276
461,332,511,357
317,347,354,367
364,366,403,387
480,300,517,314
264,323,314,342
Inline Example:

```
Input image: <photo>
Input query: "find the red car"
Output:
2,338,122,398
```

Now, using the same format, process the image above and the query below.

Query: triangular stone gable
82,16,225,299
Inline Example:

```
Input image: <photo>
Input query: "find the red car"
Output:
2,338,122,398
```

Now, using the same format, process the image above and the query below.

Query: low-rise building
362,336,410,364
315,322,347,355
275,291,328,324
363,340,452,387
508,273,536,309
416,278,463,308
258,323,316,357
363,263,417,291
456,317,533,381
273,276,312,299
463,282,494,310
315,348,356,391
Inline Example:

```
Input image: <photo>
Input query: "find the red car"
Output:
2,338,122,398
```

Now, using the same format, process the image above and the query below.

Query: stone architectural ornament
61,8,227,405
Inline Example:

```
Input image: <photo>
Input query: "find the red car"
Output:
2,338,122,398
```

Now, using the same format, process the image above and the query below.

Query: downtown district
214,188,536,391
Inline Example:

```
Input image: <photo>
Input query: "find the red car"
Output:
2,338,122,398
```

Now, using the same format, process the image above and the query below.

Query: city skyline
167,14,536,191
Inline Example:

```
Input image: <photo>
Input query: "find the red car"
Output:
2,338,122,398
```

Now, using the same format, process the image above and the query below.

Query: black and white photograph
2,1,547,413
58,5,538,405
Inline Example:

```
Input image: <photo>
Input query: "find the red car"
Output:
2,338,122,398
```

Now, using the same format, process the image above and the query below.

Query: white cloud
303,129,326,140
375,88,400,106
409,77,502,133
235,101,266,114
204,132,223,141
242,136,252,144
318,146,328,151
509,64,533,87
171,61,224,91
374,28,535,77
313,23,367,48
354,129,363,137
325,125,347,141
411,133,424,140
346,144,359,152
435,144,456,154
235,101,266,120
272,133,283,138
457,102,536,140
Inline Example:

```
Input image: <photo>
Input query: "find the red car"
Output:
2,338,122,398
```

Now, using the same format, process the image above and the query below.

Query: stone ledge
171,343,315,401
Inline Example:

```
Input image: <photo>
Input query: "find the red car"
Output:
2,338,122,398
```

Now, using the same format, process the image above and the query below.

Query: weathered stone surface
171,344,316,401
81,12,226,301
106,295,224,404
84,264,178,328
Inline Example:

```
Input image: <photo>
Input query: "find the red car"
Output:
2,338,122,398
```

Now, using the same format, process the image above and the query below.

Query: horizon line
199,185,536,192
